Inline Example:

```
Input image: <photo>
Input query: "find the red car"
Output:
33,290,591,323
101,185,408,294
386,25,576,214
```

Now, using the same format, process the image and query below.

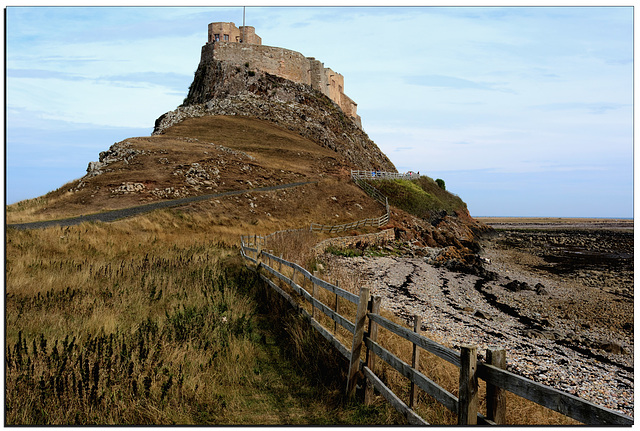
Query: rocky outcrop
85,140,144,178
153,60,396,172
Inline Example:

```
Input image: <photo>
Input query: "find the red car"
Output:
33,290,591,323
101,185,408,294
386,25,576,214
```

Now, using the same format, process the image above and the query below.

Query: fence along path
239,241,633,425
239,171,633,425
309,171,391,233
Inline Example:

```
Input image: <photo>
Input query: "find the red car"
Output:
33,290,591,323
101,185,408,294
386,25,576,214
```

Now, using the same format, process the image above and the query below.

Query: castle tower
208,22,262,45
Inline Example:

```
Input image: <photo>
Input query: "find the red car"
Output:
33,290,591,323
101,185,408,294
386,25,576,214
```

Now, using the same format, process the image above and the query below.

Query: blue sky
5,5,634,217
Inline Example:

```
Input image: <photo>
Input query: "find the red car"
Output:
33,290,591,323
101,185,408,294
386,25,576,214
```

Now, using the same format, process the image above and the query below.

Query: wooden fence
238,238,634,426
309,171,391,233
309,214,389,233
351,170,421,181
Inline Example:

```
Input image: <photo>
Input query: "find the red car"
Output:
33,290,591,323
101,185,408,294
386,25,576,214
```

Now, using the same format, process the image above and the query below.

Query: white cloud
9,76,183,128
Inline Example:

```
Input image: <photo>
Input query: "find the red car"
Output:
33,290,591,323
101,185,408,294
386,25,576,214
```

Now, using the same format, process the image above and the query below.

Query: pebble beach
324,218,633,418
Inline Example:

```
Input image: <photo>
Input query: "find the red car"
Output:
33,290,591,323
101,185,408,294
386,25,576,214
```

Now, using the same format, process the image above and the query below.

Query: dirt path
7,181,315,230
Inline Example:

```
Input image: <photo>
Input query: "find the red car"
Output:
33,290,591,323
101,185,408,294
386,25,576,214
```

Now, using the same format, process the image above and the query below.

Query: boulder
504,280,532,292
474,309,493,320
534,283,548,295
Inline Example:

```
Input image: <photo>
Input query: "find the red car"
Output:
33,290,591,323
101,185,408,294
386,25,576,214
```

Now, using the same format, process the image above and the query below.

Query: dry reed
7,203,407,425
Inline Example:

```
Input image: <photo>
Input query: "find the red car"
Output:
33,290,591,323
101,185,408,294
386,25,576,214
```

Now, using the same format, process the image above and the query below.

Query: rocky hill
153,59,395,173
8,36,489,263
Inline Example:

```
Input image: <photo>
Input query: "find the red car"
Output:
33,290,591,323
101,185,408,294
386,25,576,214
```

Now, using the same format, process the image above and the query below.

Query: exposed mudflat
476,216,633,231
323,219,633,418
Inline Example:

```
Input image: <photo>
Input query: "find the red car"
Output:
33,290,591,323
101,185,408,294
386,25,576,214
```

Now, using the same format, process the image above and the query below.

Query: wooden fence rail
239,238,633,426
240,171,395,239
351,174,389,208
309,172,392,233
351,170,421,181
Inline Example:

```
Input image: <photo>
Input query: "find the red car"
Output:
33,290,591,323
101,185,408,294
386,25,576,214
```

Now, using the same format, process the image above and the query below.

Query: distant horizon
474,215,634,220
6,6,633,218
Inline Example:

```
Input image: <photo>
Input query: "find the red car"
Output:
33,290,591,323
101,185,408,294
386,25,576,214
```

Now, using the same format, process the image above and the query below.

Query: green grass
325,245,363,257
369,177,467,222
325,244,401,259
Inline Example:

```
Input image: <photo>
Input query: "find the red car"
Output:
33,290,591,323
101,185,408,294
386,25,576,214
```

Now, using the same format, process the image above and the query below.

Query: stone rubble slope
153,61,396,173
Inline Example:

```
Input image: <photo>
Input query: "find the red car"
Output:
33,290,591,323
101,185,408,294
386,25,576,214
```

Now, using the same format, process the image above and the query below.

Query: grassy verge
5,211,401,425
370,177,466,221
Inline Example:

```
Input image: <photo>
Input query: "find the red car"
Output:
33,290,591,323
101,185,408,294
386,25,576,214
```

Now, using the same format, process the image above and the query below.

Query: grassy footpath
5,210,401,425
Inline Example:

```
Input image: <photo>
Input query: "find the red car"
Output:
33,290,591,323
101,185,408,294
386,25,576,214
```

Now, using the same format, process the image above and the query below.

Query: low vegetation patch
325,245,363,257
370,177,466,222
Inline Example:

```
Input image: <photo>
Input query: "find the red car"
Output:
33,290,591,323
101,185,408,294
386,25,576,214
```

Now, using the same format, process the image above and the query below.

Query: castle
203,22,361,128
208,22,262,45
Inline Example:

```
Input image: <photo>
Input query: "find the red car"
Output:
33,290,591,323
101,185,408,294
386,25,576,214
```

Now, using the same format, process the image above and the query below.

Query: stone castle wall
200,24,361,128
211,42,312,86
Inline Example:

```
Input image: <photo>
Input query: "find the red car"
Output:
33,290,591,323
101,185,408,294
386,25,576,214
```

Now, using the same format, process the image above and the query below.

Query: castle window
214,34,220,41
224,34,229,41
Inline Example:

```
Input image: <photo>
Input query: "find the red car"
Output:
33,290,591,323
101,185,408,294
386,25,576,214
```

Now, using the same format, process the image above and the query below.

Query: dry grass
7,115,361,225
6,111,582,425
6,211,403,425
6,217,249,425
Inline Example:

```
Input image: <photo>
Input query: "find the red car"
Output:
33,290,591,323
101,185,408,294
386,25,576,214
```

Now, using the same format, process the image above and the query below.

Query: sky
5,4,634,217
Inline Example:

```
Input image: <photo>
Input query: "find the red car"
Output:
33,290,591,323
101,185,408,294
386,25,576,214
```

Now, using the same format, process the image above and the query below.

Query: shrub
435,178,446,190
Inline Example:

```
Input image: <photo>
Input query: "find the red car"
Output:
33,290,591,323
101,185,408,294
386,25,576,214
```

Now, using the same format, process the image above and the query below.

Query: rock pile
111,182,145,194
178,162,220,187
85,140,144,178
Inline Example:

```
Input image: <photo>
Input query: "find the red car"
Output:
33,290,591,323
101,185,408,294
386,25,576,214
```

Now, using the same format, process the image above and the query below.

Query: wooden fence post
312,271,319,319
346,287,370,398
458,345,478,425
486,347,507,424
256,235,262,267
409,315,422,409
364,295,381,405
333,280,340,334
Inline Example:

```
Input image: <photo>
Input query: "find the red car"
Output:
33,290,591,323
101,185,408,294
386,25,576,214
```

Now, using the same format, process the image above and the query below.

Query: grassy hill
5,115,403,425
6,113,489,425
371,176,467,222
7,116,383,228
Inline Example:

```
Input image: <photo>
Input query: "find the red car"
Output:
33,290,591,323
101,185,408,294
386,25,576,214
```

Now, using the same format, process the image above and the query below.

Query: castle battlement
203,22,361,128
208,22,262,45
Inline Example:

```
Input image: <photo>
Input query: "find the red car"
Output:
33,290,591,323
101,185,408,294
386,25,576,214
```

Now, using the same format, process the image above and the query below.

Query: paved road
7,181,315,230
